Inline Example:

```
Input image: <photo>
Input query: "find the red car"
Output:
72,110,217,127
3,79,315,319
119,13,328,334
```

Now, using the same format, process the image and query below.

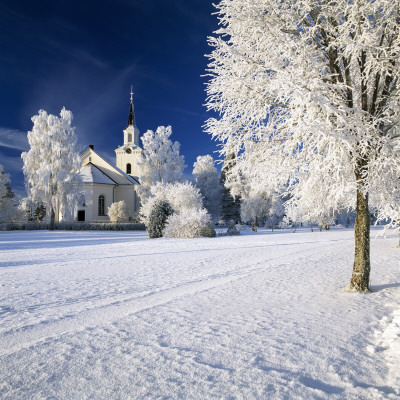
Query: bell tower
115,87,142,180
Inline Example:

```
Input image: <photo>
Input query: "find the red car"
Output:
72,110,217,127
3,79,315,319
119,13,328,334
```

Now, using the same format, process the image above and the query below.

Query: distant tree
205,0,400,292
0,165,18,222
108,200,128,223
192,155,222,222
136,125,185,201
240,194,269,230
21,108,81,230
219,150,241,224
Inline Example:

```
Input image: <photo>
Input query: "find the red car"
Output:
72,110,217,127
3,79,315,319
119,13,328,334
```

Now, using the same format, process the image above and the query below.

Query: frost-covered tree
136,125,186,201
0,165,18,223
108,200,128,223
192,155,222,221
21,108,81,229
205,0,400,292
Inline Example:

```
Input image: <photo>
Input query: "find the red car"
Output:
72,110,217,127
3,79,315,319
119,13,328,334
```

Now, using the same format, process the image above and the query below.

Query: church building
76,89,142,223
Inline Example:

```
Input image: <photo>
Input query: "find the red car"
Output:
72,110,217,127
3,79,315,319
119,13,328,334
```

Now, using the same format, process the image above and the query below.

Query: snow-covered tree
205,0,400,292
0,165,18,223
240,195,269,230
108,200,128,223
136,125,186,201
192,155,222,221
21,108,81,229
140,181,203,225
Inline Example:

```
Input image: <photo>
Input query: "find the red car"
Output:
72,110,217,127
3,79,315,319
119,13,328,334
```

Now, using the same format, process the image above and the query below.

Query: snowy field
0,228,399,399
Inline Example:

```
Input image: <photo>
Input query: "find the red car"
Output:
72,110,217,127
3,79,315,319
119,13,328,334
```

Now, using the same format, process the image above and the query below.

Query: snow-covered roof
79,163,117,185
80,147,139,186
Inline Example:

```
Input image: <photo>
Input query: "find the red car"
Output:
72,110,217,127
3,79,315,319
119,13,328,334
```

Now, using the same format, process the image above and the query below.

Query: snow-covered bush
108,200,128,223
163,208,216,239
140,181,203,225
147,200,173,239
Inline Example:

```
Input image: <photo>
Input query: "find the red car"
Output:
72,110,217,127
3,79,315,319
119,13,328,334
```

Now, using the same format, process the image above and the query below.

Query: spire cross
130,86,133,102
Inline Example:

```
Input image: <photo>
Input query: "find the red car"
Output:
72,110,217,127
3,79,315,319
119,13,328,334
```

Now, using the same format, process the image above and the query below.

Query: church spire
126,86,136,128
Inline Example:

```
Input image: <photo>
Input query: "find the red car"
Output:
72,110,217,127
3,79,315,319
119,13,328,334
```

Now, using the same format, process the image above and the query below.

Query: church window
126,163,132,174
98,195,105,216
128,133,132,142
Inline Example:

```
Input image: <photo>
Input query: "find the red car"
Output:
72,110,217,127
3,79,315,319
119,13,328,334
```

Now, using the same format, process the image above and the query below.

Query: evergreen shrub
147,200,173,238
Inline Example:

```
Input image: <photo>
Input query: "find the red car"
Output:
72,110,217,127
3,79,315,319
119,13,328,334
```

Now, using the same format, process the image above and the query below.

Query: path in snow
0,228,399,399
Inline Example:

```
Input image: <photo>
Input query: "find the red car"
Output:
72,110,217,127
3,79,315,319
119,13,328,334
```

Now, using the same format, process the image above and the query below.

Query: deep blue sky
0,0,220,195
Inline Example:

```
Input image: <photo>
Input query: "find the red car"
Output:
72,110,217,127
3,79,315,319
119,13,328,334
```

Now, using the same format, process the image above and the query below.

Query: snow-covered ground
0,227,399,399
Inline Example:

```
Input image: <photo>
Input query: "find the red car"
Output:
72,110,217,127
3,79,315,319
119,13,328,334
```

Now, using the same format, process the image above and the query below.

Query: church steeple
122,86,140,147
126,86,136,128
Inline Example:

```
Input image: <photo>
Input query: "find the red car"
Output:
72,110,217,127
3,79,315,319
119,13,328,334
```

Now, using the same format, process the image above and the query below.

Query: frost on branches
21,108,82,229
136,126,185,201
205,0,400,292
192,155,222,222
108,201,128,223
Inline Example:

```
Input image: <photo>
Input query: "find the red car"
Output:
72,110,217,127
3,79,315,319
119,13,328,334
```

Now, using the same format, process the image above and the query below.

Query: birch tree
205,0,400,292
136,125,186,201
21,108,81,229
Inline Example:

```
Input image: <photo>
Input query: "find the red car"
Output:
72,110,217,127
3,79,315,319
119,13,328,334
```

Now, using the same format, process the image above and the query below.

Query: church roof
80,147,139,186
127,101,135,128
79,163,117,185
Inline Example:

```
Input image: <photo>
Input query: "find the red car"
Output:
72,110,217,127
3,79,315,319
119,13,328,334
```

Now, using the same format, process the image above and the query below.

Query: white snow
0,227,399,399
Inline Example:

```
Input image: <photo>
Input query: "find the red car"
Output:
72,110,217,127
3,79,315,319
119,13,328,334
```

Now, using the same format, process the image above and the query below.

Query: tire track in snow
0,239,349,357
0,267,261,357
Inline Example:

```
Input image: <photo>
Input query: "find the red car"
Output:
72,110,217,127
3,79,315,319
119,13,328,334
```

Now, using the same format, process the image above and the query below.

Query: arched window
126,163,132,175
98,195,105,216
128,133,132,143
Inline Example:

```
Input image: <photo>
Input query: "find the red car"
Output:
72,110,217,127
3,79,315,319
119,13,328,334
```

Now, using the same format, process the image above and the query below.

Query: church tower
115,87,143,181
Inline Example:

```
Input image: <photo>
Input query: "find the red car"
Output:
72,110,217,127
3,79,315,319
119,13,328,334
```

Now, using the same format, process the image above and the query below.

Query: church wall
79,183,115,222
114,186,140,221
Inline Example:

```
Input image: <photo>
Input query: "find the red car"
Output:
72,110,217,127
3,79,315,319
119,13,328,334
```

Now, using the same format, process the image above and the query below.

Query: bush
108,200,128,223
147,200,173,239
163,208,216,239
139,181,203,225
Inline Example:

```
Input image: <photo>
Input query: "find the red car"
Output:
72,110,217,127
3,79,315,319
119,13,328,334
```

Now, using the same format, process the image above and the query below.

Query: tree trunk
349,189,370,292
49,207,55,231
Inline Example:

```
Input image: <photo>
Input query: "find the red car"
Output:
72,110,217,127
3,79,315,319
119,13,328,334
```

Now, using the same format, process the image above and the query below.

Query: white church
76,90,142,223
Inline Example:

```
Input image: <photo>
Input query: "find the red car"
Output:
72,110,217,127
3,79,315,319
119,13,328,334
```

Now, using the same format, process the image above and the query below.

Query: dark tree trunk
49,207,55,231
349,189,370,292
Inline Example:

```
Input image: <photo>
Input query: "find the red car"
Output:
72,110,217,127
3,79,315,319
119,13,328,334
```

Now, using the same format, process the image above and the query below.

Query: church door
77,210,85,222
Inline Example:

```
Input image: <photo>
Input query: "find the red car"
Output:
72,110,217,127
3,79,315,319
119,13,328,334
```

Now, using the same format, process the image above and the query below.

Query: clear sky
0,0,220,195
